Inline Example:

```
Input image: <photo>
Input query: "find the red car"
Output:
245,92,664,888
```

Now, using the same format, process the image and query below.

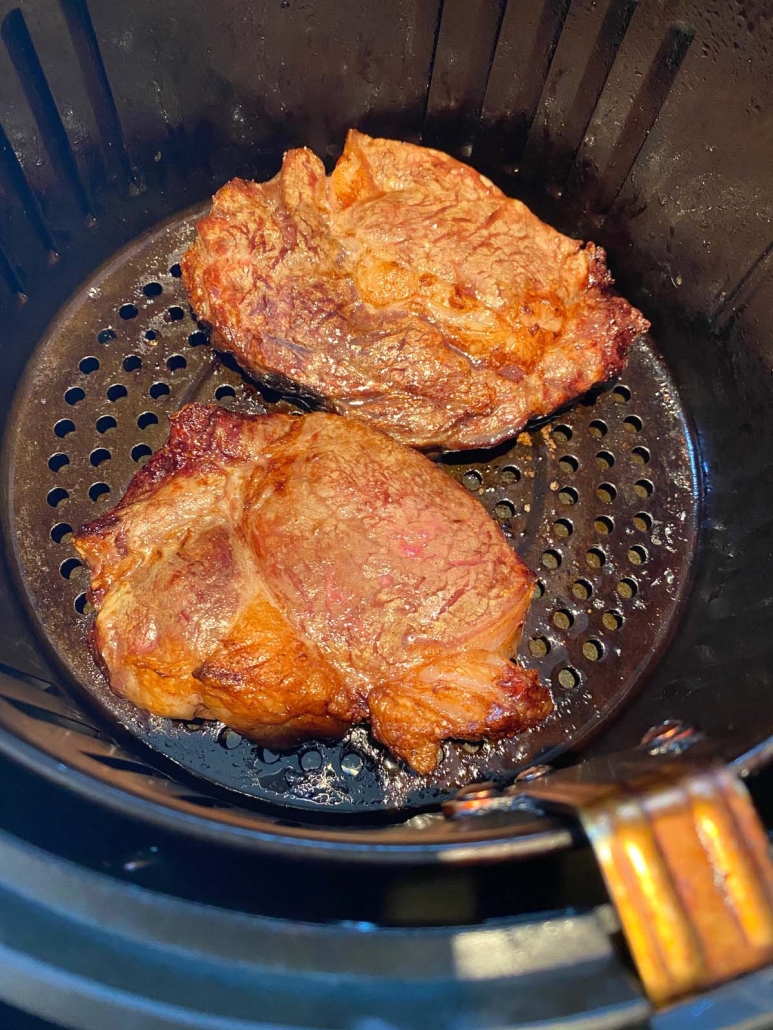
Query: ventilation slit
59,0,137,189
0,118,56,253
1,8,93,216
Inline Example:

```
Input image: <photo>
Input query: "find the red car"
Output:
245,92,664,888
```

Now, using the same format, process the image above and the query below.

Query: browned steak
182,131,649,451
74,405,551,773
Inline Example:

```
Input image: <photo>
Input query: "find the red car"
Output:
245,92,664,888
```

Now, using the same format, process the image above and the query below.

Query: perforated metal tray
2,206,699,814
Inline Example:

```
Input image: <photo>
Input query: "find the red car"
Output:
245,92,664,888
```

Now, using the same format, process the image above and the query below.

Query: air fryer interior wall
0,0,771,859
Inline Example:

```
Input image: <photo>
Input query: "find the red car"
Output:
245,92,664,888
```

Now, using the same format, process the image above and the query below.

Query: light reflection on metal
520,757,773,1005
445,739,773,1006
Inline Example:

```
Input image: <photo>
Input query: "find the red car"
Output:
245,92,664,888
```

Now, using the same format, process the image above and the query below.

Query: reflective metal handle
533,763,773,1004
445,729,773,1006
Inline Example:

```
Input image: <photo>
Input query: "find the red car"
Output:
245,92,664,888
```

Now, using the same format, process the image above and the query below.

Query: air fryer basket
0,0,771,862
2,218,699,815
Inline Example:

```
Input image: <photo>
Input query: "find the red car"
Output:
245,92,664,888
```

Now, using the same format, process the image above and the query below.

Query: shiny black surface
0,0,769,857
0,0,770,1024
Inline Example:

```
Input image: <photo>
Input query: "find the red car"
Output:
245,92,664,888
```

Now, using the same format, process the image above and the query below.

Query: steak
182,130,649,451
74,405,552,773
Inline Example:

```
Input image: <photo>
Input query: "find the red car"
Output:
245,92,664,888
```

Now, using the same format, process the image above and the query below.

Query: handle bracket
446,730,773,1006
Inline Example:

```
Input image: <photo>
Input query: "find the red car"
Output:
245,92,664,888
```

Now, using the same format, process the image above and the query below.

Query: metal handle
444,726,773,1006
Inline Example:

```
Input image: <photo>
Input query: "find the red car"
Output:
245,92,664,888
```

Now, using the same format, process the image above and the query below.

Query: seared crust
181,130,649,451
74,405,552,771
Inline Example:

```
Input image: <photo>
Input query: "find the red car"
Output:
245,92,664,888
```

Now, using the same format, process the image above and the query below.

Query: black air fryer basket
0,1,772,1028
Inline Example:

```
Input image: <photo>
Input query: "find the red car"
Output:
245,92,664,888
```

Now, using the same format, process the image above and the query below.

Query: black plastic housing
0,1,771,1025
